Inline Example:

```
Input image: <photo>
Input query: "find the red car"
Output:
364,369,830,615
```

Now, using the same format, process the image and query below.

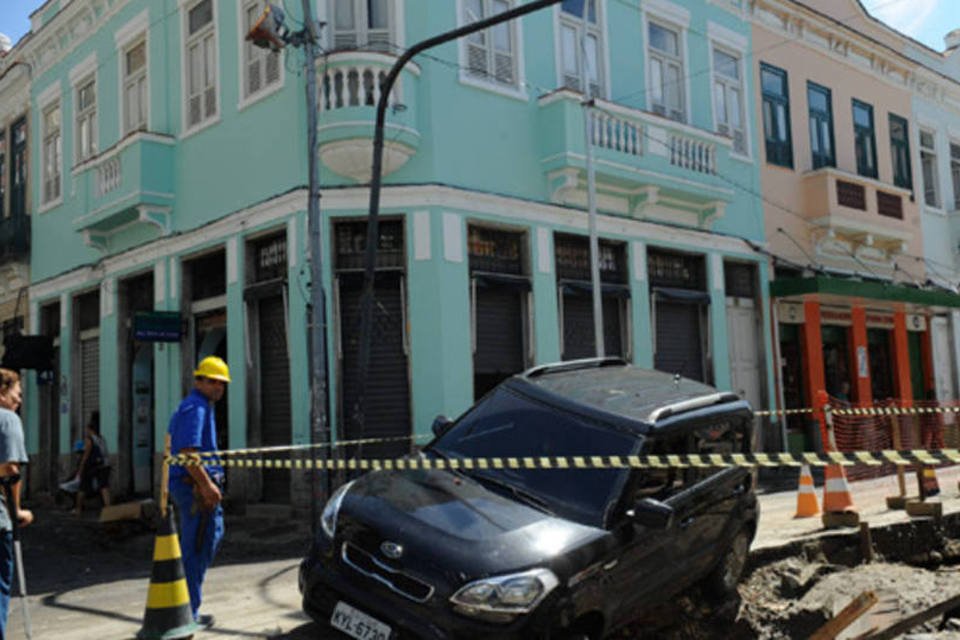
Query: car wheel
704,528,750,600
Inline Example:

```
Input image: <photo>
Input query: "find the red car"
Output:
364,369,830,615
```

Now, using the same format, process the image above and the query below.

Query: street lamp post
351,0,564,443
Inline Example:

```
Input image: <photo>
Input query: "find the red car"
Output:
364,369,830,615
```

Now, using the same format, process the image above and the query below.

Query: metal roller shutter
259,295,291,502
338,272,410,459
655,301,704,382
80,337,100,428
474,287,524,397
562,294,624,360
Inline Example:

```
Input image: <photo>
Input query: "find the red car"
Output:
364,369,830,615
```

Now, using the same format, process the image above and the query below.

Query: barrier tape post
885,415,912,510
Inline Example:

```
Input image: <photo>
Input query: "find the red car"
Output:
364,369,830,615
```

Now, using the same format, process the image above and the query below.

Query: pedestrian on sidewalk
72,411,111,516
0,368,32,638
167,356,230,631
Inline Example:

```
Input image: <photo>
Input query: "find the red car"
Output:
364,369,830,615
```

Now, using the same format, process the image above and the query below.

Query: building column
850,306,871,405
225,236,247,449
892,310,913,407
531,226,560,364
921,319,935,401
801,300,827,445
709,254,730,390
630,241,652,368
99,278,119,454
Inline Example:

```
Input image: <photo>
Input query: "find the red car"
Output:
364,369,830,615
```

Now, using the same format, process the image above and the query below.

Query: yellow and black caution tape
166,449,960,471
754,408,815,417
832,405,960,417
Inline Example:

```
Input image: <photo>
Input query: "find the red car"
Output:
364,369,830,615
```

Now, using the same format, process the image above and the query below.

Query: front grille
342,542,434,603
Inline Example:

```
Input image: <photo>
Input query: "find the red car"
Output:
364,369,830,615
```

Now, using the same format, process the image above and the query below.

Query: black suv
299,358,758,639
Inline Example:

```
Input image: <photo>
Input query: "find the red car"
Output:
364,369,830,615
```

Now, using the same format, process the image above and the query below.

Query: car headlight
320,481,354,539
450,568,559,621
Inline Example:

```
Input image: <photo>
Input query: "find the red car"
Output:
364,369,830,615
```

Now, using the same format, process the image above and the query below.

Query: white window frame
74,75,97,163
122,39,149,134
456,0,528,100
326,0,396,52
642,0,690,123
919,127,940,210
115,10,151,138
950,139,960,211
555,0,608,99
707,22,750,160
180,0,220,136
237,0,284,109
38,86,63,212
317,0,405,52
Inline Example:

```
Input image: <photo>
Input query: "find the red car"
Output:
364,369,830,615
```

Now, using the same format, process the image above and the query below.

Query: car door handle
679,516,695,530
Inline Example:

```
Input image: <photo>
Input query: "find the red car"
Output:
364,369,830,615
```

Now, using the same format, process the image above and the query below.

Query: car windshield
428,386,639,527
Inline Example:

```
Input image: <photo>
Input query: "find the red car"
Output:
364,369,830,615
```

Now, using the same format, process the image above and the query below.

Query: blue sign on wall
134,312,182,342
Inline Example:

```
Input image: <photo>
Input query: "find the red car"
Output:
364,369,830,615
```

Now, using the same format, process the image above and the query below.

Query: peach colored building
751,0,960,451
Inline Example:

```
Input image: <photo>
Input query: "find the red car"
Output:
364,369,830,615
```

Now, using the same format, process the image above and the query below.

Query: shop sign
864,312,894,329
820,306,851,326
906,314,926,332
777,302,805,324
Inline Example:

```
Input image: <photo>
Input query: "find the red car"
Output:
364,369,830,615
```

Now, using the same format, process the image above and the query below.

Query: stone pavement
6,465,960,639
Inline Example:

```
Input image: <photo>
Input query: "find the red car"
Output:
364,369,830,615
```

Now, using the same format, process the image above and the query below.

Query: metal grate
334,220,404,271
648,249,705,290
876,191,903,219
188,251,226,300
554,233,627,283
253,233,287,282
468,226,525,275
342,542,434,603
724,262,756,298
836,180,866,210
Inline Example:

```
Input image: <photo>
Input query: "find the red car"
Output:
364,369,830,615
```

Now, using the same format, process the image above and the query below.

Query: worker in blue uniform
168,356,230,629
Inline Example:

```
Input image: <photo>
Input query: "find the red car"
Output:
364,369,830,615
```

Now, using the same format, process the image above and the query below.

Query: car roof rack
647,391,742,423
523,357,628,379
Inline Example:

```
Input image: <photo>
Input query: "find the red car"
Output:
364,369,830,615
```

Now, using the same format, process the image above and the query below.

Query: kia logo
380,541,403,559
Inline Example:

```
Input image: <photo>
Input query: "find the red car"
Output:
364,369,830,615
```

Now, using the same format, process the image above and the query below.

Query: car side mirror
629,497,674,530
431,415,453,437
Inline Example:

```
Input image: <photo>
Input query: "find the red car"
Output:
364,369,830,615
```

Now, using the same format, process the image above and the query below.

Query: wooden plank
859,593,960,640
810,591,878,640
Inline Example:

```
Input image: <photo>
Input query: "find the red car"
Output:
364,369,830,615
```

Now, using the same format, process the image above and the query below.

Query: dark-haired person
72,411,111,516
168,356,230,630
0,368,32,638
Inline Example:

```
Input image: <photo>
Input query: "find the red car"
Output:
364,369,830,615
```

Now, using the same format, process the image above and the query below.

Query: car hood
337,469,610,579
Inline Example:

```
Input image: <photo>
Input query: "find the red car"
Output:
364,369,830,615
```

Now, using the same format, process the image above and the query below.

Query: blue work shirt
0,408,27,532
167,389,224,483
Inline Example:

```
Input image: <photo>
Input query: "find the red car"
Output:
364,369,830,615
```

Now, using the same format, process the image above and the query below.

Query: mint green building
15,0,773,507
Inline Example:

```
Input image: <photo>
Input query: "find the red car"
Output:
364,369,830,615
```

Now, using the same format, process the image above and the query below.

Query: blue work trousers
170,483,224,620
0,530,10,640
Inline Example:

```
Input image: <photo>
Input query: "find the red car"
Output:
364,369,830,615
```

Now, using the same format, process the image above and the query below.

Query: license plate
330,601,392,640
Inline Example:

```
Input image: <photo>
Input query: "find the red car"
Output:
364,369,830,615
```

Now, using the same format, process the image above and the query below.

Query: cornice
750,0,914,92
20,0,128,79
0,70,30,125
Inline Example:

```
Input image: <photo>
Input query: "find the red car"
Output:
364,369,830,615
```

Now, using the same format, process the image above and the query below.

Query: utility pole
352,0,563,442
300,0,329,526
581,0,604,357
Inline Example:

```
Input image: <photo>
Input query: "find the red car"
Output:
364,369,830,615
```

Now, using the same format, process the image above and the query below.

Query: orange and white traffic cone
794,464,820,518
821,464,859,528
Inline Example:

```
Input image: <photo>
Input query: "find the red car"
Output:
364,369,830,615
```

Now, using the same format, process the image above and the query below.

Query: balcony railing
668,133,716,174
801,167,914,249
316,51,421,182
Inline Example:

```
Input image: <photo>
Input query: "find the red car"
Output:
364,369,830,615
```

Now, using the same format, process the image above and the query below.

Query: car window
691,420,745,482
429,387,639,528
628,433,688,503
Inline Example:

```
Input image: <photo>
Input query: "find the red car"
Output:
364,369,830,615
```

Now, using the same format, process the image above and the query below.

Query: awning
472,272,532,291
770,275,960,309
652,286,711,304
559,280,631,298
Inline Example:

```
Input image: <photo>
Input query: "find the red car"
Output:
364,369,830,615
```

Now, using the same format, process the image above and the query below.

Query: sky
0,0,956,51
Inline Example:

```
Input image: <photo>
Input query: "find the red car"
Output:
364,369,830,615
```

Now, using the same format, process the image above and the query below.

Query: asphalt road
8,466,960,639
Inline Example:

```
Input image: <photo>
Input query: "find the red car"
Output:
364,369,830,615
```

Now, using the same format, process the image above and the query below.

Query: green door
907,332,925,402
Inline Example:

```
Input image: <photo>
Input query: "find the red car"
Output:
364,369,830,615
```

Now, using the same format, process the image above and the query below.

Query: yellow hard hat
194,356,231,383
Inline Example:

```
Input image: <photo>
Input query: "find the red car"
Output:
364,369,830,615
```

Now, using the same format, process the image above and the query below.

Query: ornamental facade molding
749,0,914,91
19,0,127,78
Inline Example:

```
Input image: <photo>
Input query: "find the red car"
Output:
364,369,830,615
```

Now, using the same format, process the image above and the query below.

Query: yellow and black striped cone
137,510,200,640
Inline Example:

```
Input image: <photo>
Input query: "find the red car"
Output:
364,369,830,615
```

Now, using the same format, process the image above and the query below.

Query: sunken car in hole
299,358,758,639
